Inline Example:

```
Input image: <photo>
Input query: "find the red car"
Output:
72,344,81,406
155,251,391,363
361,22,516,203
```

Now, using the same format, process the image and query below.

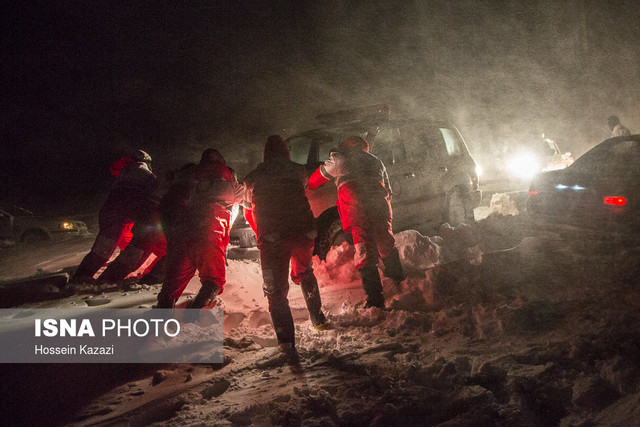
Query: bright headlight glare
507,154,540,179
60,222,76,230
475,164,483,178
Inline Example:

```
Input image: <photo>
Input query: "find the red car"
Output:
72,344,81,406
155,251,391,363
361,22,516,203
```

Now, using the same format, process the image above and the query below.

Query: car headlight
60,222,77,230
507,154,540,179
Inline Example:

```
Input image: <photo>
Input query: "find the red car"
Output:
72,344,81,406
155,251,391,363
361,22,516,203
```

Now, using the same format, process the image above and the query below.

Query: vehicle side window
403,126,448,163
318,132,358,161
439,127,463,156
287,136,313,165
318,139,337,162
370,127,406,165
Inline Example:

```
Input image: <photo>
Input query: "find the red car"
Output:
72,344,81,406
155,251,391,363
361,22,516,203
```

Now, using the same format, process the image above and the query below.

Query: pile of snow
314,242,360,285
393,230,440,271
488,190,530,217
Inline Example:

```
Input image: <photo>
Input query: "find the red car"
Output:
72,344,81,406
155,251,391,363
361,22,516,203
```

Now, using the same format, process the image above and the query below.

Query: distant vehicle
479,134,574,193
506,134,574,180
0,205,89,244
283,104,481,257
229,208,257,248
528,134,640,245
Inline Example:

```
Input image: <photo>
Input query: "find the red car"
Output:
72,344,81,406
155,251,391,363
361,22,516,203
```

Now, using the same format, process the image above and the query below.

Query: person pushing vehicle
244,135,327,366
308,136,405,309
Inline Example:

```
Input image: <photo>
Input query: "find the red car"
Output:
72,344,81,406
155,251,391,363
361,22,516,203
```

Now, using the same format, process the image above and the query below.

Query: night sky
2,1,639,213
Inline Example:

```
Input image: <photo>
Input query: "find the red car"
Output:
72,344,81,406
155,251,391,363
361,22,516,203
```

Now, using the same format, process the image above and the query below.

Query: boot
299,274,327,329
359,265,385,309
382,248,406,291
188,280,220,309
278,342,303,373
155,290,177,309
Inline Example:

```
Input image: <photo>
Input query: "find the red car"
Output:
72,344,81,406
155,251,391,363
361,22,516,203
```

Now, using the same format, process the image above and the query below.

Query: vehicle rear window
287,135,314,165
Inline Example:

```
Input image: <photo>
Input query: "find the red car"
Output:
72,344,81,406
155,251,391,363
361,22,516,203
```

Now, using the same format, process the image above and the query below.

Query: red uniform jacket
308,148,392,233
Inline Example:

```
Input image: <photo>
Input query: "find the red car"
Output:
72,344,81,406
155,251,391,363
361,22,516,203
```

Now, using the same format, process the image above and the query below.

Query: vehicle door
368,125,415,232
395,124,450,231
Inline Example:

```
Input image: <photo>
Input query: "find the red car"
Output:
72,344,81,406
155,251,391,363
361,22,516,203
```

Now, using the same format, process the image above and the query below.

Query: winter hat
340,136,369,152
200,148,226,166
132,149,152,163
196,160,232,182
264,135,290,161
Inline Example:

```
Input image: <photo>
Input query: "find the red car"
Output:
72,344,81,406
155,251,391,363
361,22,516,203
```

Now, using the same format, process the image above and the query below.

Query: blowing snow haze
2,1,639,211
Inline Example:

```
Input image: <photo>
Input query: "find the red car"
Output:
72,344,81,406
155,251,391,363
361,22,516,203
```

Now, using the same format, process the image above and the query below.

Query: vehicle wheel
331,228,351,247
316,219,352,260
21,229,49,244
444,187,474,227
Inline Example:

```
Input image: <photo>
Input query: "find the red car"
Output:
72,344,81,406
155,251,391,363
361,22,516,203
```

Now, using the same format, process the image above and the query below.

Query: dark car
0,205,89,244
528,135,640,245
285,105,482,257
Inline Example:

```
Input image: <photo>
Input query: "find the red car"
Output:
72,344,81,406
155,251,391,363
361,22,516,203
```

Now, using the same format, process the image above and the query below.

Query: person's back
243,135,326,366
244,156,314,240
335,147,390,210
104,153,159,223
189,159,242,238
159,163,197,239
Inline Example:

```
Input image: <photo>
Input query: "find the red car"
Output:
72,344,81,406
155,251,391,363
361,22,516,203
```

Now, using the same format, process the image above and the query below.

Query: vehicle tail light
604,196,626,206
529,190,539,196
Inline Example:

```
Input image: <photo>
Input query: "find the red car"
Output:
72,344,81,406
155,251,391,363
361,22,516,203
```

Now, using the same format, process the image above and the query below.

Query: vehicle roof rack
315,104,390,127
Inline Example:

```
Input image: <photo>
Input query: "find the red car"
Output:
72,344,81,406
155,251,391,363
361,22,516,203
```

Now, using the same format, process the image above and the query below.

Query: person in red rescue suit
95,194,167,285
308,136,405,309
243,135,327,357
71,150,159,284
155,149,244,309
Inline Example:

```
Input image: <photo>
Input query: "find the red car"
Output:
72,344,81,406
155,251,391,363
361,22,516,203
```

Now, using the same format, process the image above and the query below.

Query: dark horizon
2,1,639,212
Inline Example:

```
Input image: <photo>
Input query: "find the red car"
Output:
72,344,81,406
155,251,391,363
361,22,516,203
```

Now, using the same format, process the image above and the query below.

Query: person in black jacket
244,135,327,364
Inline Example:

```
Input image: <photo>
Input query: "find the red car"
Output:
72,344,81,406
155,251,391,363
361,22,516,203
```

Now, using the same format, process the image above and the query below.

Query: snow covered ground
1,206,640,426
